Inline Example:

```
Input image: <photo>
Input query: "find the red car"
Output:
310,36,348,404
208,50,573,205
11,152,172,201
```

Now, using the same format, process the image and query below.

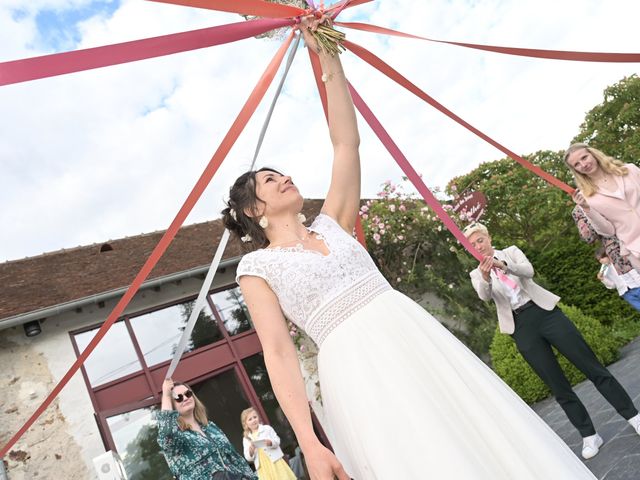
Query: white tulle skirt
317,289,595,479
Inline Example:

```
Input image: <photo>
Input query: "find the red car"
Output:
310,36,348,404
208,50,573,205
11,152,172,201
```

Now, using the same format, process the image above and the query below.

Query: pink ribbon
493,268,519,290
0,17,292,86
348,83,483,261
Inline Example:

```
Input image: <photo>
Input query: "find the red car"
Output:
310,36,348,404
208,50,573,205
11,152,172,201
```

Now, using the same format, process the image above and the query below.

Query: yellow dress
249,431,297,480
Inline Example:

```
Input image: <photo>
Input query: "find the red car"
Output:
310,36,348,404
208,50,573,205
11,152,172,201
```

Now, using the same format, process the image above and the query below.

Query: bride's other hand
303,443,349,480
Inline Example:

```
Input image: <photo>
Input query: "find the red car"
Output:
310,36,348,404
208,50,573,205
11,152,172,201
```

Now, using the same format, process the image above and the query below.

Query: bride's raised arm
306,20,361,234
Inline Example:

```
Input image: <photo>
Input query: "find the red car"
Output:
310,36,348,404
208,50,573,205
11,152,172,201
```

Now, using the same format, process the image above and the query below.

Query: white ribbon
165,33,301,379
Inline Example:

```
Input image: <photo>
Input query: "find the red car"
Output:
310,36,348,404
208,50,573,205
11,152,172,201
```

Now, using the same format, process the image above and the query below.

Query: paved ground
532,336,640,480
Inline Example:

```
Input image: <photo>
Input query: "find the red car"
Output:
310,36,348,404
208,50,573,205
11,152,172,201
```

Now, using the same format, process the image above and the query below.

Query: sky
1,0,639,263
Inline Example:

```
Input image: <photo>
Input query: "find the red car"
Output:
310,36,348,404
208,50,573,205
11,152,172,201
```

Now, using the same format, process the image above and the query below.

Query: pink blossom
361,205,369,213
362,214,369,220
451,184,458,192
389,204,396,212
379,223,385,229
300,345,306,352
398,235,404,241
373,233,381,242
399,204,406,212
442,204,453,211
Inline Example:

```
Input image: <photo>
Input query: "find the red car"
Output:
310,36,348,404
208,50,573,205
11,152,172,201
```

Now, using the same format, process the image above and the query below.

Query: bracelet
321,70,344,83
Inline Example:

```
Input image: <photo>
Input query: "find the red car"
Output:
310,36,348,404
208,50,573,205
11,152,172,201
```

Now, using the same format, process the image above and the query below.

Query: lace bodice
236,214,391,346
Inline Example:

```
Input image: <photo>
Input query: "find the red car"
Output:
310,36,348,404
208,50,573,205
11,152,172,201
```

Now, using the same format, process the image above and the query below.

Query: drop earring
259,216,269,229
297,213,307,224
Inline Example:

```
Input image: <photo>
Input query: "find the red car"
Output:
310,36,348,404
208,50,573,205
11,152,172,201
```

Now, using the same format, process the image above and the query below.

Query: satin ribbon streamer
494,268,519,290
165,33,301,379
344,39,575,195
337,21,640,63
0,17,292,86
148,0,306,17
0,31,295,460
348,84,483,261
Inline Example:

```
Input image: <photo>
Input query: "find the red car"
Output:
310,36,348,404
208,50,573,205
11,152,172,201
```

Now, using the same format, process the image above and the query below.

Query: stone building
0,200,324,479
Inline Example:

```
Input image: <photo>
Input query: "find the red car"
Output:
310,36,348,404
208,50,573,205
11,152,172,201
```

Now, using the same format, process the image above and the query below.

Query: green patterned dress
157,410,257,480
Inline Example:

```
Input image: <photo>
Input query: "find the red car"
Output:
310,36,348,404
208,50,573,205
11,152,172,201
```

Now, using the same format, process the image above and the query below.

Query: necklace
269,228,312,248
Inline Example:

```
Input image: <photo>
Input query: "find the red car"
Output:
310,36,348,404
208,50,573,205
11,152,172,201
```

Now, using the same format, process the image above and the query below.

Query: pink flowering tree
360,178,496,356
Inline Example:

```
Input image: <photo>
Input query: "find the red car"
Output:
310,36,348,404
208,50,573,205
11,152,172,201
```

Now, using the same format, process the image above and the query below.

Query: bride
222,14,595,480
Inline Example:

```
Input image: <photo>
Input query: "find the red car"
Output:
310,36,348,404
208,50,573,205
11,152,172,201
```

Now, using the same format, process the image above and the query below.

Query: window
73,282,302,478
107,406,172,480
130,300,224,367
210,286,253,336
74,321,142,387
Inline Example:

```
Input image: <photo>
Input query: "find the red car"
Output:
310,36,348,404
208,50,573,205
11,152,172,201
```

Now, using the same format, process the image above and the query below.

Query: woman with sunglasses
158,378,257,480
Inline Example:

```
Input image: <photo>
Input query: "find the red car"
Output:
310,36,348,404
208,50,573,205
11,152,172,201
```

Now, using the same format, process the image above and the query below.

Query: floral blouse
157,410,257,480
572,206,633,274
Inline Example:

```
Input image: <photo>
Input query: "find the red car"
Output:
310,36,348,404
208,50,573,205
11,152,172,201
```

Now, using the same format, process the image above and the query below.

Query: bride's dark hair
222,167,282,249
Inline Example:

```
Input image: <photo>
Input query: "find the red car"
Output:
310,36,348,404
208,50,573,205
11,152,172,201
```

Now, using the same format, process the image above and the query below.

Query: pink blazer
584,163,640,259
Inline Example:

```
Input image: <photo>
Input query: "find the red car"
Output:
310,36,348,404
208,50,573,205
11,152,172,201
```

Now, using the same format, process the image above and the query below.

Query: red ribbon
337,21,640,63
148,0,305,18
0,31,295,460
0,17,292,87
349,84,483,261
344,39,575,195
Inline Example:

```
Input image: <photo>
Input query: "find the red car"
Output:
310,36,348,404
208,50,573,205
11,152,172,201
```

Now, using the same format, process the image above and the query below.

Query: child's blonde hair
240,407,259,437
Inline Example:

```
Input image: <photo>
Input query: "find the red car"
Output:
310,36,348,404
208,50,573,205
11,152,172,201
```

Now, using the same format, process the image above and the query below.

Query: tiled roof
0,200,324,320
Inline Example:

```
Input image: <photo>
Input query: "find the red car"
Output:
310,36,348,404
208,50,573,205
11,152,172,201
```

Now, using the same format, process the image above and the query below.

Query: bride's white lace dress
237,213,595,479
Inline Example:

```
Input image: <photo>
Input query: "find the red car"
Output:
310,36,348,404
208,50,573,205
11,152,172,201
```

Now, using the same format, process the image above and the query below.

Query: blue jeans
623,287,640,312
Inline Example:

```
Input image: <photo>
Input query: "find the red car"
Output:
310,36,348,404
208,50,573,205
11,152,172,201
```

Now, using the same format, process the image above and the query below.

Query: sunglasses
173,390,194,403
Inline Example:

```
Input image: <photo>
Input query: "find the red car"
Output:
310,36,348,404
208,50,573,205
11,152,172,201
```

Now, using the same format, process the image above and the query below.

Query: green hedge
528,236,640,325
489,303,619,404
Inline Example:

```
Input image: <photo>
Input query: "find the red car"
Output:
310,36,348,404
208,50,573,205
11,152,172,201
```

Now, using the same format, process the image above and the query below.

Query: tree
448,151,640,326
573,74,640,162
360,180,496,356
123,423,173,480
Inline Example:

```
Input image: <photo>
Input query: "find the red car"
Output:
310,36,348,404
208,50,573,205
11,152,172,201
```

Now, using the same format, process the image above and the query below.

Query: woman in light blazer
241,407,296,480
464,222,640,460
565,143,640,267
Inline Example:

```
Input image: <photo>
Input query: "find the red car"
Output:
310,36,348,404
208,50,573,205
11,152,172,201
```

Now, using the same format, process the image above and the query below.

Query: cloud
1,0,639,261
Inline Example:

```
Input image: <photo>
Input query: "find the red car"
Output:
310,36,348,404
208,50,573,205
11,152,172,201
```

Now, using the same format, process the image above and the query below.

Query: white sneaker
581,433,603,459
629,414,640,435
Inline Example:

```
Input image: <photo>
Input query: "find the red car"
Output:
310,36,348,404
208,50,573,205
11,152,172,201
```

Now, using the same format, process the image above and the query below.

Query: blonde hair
564,143,628,196
172,382,208,431
462,222,489,239
240,407,259,437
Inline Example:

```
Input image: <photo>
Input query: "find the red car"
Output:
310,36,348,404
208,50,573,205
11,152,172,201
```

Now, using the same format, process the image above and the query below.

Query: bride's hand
303,443,349,480
297,13,331,54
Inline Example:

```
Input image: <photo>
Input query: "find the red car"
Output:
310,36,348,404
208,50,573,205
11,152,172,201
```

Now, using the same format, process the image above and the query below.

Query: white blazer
242,424,284,470
470,246,560,334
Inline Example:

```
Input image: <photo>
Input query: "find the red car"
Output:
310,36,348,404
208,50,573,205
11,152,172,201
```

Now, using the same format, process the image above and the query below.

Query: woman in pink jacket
565,143,640,265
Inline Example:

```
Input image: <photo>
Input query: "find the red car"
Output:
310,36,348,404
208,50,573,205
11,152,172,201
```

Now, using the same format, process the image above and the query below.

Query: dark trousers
511,303,638,437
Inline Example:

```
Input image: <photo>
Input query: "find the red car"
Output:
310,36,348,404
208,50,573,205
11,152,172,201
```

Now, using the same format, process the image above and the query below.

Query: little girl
241,407,297,480
596,246,640,311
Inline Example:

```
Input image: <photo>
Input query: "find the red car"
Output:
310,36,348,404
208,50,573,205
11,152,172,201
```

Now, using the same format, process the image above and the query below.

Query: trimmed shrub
490,303,619,404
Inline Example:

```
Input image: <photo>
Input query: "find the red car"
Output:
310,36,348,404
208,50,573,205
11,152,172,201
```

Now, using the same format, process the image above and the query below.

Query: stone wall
0,333,91,480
